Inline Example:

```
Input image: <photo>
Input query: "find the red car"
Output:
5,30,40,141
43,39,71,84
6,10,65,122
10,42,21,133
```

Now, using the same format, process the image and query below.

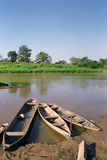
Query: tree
35,52,52,64
99,58,107,65
0,54,3,62
18,45,32,62
55,60,67,64
79,56,89,67
8,51,18,62
70,57,81,65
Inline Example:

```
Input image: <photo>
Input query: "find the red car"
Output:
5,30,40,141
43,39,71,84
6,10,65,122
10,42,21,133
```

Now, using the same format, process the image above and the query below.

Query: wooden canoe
0,123,8,142
0,82,8,87
48,103,100,131
38,103,71,138
3,98,38,151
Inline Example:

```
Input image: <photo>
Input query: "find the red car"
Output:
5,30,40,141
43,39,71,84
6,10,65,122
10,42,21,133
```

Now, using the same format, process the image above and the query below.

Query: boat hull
48,104,100,131
38,103,71,138
3,98,38,151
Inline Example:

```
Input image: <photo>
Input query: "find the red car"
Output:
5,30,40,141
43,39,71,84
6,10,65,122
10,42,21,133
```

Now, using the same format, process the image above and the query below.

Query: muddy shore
1,115,107,160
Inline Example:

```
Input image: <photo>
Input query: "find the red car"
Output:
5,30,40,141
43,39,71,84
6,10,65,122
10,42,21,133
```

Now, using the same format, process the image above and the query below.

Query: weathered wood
77,140,87,160
2,123,8,127
48,104,100,131
0,123,8,134
51,105,59,110
54,123,64,127
71,115,76,118
45,116,58,119
38,103,71,138
6,132,25,136
39,103,47,108
70,116,72,133
3,98,38,150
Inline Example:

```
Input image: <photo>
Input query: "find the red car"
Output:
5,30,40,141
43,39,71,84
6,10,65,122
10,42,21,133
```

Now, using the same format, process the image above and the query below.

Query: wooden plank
77,140,87,160
39,105,47,108
27,102,35,105
54,123,64,127
2,123,8,127
51,105,59,109
47,103,54,107
45,116,58,119
6,132,25,136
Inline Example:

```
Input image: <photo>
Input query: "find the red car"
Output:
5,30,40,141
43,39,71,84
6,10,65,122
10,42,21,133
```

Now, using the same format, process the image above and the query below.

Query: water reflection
8,87,18,94
0,73,107,121
36,76,51,95
19,86,31,98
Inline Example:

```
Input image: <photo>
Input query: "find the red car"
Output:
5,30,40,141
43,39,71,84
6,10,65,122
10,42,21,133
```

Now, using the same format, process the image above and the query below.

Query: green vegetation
35,52,52,64
55,60,67,64
0,62,103,73
0,44,107,73
18,45,32,62
8,51,18,62
70,56,104,68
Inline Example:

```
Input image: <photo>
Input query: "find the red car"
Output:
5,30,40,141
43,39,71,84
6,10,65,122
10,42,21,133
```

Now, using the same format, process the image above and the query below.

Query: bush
0,62,103,73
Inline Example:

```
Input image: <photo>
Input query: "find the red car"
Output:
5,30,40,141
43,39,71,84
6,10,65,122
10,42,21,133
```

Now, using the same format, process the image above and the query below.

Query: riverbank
1,115,107,160
0,62,103,73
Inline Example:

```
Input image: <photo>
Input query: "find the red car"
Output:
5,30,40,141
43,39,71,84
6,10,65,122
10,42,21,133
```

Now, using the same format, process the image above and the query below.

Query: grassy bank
0,62,103,73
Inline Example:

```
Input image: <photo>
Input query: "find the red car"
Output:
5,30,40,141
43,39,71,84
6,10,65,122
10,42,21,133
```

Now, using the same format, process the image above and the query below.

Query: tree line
0,45,107,69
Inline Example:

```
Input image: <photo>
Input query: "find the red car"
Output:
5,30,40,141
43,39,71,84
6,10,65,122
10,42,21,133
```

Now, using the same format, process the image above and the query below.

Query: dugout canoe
38,103,71,138
48,103,100,131
3,98,38,150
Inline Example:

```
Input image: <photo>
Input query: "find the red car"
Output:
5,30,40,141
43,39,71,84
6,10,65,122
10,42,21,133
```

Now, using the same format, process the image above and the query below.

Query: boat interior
39,104,69,133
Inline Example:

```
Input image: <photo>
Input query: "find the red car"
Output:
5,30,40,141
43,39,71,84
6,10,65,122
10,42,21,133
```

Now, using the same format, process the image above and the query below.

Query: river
0,73,107,152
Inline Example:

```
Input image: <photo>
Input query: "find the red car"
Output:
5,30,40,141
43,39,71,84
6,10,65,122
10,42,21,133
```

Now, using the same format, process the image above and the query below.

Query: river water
0,73,107,152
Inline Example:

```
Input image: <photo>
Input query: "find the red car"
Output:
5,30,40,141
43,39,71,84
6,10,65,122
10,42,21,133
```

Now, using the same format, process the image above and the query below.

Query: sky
0,0,107,62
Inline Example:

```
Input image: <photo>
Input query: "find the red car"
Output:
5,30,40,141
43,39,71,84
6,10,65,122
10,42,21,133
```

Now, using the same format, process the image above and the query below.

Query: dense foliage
55,60,67,64
0,44,106,73
0,62,103,73
35,52,52,64
18,45,32,62
70,57,104,69
8,51,18,62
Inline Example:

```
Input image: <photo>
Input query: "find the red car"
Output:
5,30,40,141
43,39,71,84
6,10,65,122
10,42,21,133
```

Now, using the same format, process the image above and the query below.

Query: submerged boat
3,98,38,150
38,103,71,138
48,103,100,131
0,123,8,141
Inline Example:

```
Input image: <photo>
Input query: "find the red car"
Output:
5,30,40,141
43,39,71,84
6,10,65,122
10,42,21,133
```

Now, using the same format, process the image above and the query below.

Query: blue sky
0,0,107,62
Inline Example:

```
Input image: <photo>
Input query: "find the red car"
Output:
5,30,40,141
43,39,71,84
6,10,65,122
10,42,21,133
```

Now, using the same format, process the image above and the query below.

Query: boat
0,123,8,141
38,103,71,138
0,82,8,87
48,103,100,131
3,98,38,150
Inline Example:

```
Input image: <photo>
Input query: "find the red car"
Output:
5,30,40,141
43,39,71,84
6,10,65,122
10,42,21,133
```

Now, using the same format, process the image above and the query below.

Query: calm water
0,73,107,153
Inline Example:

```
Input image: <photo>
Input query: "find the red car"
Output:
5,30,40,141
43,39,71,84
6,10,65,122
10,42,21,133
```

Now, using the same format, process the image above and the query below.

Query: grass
0,62,104,73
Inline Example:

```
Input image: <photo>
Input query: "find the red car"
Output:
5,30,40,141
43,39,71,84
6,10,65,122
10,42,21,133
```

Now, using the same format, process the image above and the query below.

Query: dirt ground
1,115,107,160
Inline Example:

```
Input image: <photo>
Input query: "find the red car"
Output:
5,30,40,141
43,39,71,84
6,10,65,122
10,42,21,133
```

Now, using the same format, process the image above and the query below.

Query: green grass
0,62,103,73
